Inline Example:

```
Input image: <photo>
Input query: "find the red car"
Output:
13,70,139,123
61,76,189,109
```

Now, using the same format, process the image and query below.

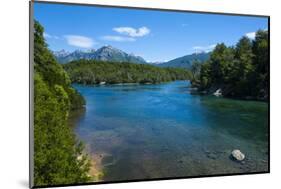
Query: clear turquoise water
72,81,268,181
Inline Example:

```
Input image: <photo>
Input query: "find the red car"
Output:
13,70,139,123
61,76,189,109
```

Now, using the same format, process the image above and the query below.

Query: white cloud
43,32,51,38
101,35,136,42
113,26,150,37
245,32,256,39
43,32,60,39
193,44,217,52
64,35,95,48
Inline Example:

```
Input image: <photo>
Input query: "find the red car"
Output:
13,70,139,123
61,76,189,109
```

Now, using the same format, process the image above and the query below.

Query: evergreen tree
208,43,235,85
230,36,254,96
190,59,201,80
252,30,269,99
196,30,268,100
33,20,90,186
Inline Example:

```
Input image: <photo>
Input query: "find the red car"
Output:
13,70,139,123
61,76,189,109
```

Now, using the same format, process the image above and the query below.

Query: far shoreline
72,80,268,103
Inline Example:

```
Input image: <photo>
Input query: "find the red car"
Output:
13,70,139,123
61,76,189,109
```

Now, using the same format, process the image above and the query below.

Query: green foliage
33,20,90,186
209,44,236,84
230,37,254,96
190,59,202,86
197,30,269,100
63,60,191,85
252,30,269,99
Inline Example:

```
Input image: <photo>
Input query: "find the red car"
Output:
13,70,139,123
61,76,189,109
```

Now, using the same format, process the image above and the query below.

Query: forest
63,60,192,85
191,30,269,101
33,20,91,186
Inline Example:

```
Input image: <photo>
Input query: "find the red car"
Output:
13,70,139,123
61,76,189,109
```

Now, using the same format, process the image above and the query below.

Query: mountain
52,49,70,57
156,52,210,69
53,46,147,64
148,61,165,64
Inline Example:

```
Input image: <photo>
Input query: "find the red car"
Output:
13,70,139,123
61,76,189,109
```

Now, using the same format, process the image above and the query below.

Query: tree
33,20,90,186
199,61,211,90
228,36,254,96
208,43,235,84
252,30,269,99
190,59,201,80
196,30,268,100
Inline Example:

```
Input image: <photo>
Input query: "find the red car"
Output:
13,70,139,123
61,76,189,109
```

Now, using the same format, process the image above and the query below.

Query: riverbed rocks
204,150,224,160
231,149,245,161
206,152,218,160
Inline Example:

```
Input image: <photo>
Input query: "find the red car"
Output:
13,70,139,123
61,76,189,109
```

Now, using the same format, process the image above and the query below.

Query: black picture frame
29,1,270,188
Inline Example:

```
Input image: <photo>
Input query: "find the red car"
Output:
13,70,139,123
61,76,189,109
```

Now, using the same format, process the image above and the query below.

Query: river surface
71,81,268,182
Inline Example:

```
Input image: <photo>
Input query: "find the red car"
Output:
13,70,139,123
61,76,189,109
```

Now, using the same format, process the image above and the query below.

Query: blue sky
34,2,268,62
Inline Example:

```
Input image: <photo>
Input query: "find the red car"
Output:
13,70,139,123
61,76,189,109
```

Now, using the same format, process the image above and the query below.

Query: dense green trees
33,20,90,186
190,59,202,83
195,30,268,100
63,60,191,85
252,30,269,99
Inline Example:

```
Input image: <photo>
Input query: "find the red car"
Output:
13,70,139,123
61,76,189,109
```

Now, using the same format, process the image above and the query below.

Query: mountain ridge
53,45,147,64
53,46,211,68
156,52,211,69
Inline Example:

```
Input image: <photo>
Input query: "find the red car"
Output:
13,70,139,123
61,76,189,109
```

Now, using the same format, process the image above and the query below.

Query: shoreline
72,80,189,87
190,88,269,103
89,152,105,182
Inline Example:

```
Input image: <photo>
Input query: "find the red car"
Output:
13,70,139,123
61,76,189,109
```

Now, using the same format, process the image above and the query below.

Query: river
71,81,268,182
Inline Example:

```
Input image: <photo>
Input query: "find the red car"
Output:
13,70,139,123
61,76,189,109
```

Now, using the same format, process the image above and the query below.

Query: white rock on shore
231,149,245,161
213,88,222,97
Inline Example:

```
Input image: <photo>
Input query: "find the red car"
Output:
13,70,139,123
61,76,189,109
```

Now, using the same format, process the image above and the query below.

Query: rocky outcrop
213,88,222,97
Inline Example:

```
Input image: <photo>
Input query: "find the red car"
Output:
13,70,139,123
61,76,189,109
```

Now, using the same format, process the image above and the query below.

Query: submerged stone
231,149,245,161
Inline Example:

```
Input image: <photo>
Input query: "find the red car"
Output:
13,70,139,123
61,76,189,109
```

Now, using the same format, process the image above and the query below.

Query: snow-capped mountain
53,46,146,64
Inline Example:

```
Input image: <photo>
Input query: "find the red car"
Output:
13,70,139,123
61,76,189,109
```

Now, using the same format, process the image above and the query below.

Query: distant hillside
53,46,147,64
63,60,191,85
157,52,210,69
